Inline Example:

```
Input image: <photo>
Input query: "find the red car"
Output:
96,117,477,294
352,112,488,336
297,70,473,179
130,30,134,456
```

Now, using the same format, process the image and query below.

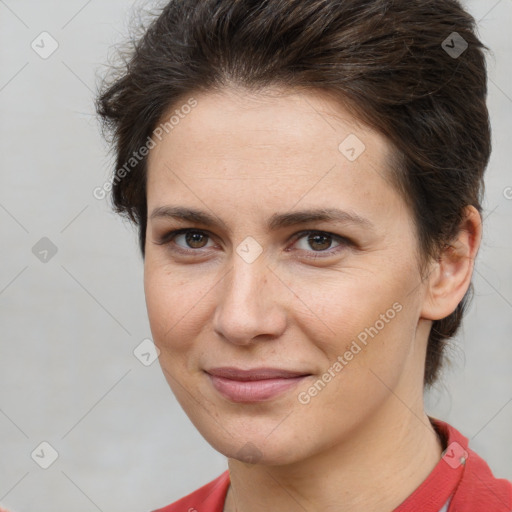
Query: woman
96,0,512,510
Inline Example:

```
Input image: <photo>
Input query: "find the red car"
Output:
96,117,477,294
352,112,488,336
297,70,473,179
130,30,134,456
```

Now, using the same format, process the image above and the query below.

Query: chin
193,417,313,466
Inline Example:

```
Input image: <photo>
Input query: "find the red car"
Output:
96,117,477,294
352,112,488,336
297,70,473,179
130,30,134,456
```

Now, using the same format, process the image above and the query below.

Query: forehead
148,85,388,165
145,86,402,227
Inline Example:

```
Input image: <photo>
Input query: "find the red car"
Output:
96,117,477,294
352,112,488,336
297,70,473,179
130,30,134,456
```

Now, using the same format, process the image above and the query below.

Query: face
144,86,431,465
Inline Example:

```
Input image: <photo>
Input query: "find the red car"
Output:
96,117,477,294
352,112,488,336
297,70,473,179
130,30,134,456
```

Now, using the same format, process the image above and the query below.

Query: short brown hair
96,0,491,386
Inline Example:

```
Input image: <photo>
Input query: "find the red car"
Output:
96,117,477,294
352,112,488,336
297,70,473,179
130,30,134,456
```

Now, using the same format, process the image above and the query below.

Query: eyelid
288,230,351,257
154,228,217,250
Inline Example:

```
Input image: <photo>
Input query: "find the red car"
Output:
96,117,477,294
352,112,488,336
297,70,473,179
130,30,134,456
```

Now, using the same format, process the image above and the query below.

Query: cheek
292,290,418,431
291,266,418,376
144,263,213,410
143,261,208,355
291,267,397,331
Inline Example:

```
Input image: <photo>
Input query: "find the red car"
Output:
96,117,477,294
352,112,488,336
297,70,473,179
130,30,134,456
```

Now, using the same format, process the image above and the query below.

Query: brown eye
294,231,342,252
156,229,215,252
183,231,209,249
290,230,353,259
306,233,332,251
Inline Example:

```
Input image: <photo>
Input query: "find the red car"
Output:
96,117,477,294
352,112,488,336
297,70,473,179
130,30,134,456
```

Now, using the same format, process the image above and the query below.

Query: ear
421,206,482,321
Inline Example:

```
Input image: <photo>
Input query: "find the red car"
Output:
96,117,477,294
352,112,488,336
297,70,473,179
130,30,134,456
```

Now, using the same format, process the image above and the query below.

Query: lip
205,367,311,403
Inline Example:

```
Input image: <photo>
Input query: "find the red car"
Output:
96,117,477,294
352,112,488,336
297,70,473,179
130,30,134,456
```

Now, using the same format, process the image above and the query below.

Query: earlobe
421,206,482,321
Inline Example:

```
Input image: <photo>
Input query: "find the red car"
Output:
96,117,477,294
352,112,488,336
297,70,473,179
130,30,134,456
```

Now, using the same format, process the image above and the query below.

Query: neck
224,399,443,512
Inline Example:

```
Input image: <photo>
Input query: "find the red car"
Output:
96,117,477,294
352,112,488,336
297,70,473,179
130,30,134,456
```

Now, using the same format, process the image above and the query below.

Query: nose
212,255,287,346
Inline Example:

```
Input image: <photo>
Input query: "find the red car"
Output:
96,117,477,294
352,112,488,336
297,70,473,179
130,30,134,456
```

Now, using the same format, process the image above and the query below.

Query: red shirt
153,419,512,512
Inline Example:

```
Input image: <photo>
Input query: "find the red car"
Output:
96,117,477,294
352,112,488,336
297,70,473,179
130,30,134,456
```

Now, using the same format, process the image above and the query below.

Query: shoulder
152,470,230,512
456,443,512,510
434,419,512,511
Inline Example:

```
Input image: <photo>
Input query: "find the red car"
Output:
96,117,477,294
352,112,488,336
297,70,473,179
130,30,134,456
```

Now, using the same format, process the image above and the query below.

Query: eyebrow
150,206,375,232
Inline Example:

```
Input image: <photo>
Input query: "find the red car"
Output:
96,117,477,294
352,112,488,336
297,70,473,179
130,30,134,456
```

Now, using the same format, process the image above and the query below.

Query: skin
144,86,481,512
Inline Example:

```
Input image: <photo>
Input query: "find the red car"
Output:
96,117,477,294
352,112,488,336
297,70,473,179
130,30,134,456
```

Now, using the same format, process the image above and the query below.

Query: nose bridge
213,252,285,344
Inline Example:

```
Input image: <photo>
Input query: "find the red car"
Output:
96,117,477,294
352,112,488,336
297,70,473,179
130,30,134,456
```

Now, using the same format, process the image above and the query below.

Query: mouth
205,367,312,403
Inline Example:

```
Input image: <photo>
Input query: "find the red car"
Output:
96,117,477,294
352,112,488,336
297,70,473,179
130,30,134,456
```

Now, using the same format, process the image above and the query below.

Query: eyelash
155,228,352,259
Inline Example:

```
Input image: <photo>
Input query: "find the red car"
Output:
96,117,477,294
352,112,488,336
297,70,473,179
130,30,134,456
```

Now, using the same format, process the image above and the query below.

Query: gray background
0,1,511,511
